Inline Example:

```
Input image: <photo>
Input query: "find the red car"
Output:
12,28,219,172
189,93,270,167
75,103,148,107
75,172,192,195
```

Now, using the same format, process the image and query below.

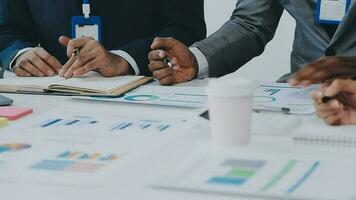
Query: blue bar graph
41,119,63,127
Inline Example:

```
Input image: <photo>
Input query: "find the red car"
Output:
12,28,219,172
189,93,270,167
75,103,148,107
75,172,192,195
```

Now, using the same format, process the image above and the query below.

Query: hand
13,47,62,77
58,36,130,78
289,56,356,87
311,79,356,125
148,37,198,85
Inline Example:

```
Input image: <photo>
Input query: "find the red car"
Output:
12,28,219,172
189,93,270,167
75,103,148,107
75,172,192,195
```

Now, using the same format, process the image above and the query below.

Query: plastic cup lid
207,78,255,97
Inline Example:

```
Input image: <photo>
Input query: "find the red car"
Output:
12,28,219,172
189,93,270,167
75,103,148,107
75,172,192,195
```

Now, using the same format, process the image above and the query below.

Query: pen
321,96,333,104
59,48,81,78
163,56,173,68
253,106,291,114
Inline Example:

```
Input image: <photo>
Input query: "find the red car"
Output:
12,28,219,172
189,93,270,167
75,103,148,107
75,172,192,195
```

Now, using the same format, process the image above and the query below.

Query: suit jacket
0,0,206,76
193,0,356,81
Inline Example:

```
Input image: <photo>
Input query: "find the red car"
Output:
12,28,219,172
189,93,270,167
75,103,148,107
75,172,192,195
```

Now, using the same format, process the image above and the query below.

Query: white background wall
204,0,296,81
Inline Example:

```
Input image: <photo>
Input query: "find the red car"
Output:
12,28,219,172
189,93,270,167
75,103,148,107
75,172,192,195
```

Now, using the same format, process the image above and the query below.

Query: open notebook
0,72,152,97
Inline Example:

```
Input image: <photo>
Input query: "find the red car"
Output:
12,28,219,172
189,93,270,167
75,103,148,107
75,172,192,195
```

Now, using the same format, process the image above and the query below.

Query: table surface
0,76,354,200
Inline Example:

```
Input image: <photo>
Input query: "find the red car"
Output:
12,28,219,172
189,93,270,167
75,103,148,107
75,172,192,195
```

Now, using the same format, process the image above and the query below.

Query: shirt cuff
9,47,34,71
110,50,140,75
189,47,209,78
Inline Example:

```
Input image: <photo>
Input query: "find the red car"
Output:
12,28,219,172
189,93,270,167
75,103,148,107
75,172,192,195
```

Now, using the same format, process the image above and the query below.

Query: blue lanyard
82,0,90,19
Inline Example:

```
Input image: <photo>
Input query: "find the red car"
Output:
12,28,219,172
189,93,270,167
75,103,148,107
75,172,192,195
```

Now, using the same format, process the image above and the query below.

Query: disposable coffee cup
207,78,255,146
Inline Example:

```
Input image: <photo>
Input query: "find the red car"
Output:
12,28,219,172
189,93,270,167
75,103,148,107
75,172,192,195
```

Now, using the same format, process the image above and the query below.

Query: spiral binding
293,133,356,148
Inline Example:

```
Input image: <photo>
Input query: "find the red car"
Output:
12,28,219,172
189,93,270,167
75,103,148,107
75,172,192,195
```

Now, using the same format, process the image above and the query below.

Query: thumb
151,37,176,50
324,79,348,97
59,36,71,47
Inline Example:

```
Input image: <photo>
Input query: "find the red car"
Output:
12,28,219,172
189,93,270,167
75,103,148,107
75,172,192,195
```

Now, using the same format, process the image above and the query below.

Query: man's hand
148,37,198,85
311,79,356,125
13,47,62,77
289,56,356,87
58,36,130,78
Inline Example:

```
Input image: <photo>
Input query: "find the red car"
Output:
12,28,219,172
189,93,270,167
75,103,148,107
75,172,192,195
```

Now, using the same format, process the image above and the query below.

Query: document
253,82,319,115
75,85,207,108
155,150,356,200
0,140,146,187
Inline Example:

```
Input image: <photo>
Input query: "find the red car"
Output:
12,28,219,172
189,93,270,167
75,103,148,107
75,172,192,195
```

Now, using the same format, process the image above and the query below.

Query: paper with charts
155,151,356,200
75,85,207,108
254,82,318,115
16,104,192,142
0,140,145,187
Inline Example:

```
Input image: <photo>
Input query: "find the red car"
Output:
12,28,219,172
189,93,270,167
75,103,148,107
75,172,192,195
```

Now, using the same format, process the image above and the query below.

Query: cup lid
207,78,255,97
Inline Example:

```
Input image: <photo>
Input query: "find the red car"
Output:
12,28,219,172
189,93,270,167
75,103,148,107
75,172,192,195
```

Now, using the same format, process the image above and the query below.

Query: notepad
0,117,8,127
0,107,33,121
292,121,356,148
0,71,152,97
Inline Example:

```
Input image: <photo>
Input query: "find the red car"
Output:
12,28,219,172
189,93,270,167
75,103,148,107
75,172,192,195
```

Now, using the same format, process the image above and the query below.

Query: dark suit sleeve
118,0,206,76
0,0,37,72
193,0,284,77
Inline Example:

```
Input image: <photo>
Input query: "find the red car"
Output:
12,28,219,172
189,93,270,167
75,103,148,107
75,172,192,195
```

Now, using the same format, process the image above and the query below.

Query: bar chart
30,150,122,173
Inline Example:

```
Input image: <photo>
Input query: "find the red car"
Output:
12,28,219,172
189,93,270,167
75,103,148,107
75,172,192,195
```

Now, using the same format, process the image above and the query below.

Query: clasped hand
13,36,130,78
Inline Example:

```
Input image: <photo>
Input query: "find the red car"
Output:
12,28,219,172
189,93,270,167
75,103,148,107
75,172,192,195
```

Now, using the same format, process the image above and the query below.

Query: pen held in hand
59,48,81,78
321,96,334,104
163,56,173,68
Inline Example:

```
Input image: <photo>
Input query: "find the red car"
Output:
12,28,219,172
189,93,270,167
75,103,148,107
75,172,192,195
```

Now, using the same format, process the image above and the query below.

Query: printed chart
34,114,185,136
156,153,356,200
253,83,318,114
76,86,207,108
0,144,31,154
31,150,123,173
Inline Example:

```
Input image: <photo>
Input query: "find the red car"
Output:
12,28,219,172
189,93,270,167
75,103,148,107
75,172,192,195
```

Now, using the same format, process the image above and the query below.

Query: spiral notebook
292,122,356,148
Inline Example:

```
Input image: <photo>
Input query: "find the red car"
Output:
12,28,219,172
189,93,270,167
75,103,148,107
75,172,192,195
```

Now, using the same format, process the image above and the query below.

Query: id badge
71,16,102,43
316,0,351,24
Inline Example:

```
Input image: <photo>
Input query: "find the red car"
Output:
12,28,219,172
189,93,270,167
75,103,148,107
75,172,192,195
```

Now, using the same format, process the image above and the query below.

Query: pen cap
207,78,255,97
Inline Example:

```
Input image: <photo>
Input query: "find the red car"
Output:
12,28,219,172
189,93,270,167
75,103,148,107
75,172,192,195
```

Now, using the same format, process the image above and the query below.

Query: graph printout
155,151,356,200
253,82,318,114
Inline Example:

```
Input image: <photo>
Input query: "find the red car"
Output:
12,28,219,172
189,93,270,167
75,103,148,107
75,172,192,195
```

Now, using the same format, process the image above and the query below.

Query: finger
153,67,173,80
58,35,71,47
324,79,348,97
34,48,62,73
28,52,55,76
72,60,97,77
148,50,167,61
159,75,174,86
325,114,341,126
317,110,337,119
148,60,169,72
64,51,96,78
151,37,176,50
311,90,324,102
13,66,31,77
66,36,95,58
289,58,330,85
20,60,45,77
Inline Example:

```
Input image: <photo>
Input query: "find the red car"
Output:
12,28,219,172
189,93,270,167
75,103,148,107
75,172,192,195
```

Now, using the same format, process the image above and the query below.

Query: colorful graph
207,158,321,195
39,116,98,128
208,159,266,186
0,144,31,154
30,150,122,173
110,120,172,132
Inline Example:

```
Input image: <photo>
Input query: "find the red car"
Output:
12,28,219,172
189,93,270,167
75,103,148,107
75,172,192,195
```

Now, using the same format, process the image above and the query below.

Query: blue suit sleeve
0,0,37,72
118,0,206,76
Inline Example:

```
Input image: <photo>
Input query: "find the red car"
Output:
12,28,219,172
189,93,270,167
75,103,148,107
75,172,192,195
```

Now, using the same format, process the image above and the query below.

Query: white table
0,77,353,200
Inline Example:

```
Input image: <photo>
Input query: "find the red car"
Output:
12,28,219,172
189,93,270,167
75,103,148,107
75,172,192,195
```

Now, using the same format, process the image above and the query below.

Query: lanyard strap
82,0,90,19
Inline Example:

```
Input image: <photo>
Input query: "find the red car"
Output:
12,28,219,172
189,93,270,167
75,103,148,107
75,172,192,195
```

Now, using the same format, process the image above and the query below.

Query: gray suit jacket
193,0,356,81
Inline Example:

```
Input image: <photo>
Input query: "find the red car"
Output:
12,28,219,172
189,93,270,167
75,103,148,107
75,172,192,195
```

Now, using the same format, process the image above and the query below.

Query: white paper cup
207,78,255,146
